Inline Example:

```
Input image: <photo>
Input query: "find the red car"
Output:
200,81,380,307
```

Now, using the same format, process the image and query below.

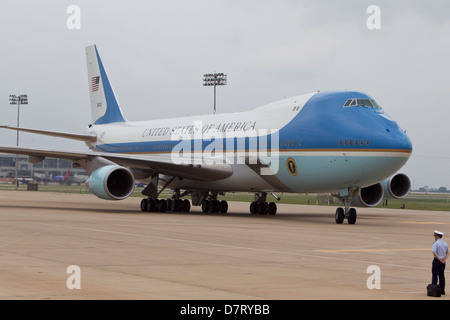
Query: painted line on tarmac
24,220,430,271
398,221,447,225
316,248,429,253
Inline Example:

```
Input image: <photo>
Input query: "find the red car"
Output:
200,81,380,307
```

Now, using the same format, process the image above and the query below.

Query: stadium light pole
9,94,28,190
203,73,227,114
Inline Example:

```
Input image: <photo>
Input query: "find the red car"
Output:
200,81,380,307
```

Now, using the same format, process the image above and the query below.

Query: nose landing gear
335,189,357,224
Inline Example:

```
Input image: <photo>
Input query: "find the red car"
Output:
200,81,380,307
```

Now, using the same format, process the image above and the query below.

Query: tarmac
0,189,448,300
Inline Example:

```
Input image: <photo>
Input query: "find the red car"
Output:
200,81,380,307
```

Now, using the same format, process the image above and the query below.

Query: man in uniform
432,230,449,295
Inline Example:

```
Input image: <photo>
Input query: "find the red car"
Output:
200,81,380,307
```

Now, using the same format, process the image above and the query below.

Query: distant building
0,154,87,183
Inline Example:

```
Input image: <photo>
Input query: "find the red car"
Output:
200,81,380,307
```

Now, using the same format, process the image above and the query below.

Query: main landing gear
335,191,357,224
249,192,277,215
201,192,229,213
140,197,191,213
140,177,192,213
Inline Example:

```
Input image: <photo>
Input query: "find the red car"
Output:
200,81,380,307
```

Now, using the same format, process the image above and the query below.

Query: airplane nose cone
398,130,412,152
381,116,412,153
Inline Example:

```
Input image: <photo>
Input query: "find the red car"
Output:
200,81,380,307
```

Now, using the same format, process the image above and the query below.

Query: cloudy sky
1,0,449,189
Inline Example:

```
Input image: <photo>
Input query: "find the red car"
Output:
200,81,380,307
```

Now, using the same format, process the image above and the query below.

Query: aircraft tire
140,199,148,212
166,199,172,212
268,202,277,215
219,200,228,214
348,208,357,224
208,200,219,213
181,199,191,213
335,207,345,224
202,200,209,213
158,199,167,212
250,202,258,215
148,199,158,212
171,199,181,212
257,202,268,215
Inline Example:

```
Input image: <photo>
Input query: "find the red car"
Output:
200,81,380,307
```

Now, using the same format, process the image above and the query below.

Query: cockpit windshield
343,99,381,109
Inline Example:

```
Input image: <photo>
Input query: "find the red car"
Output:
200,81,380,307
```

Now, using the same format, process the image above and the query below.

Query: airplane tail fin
85,45,127,125
64,168,70,180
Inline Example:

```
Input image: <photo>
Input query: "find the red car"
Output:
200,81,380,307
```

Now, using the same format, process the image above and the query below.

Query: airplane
33,169,70,184
52,168,71,183
0,44,413,224
67,172,88,185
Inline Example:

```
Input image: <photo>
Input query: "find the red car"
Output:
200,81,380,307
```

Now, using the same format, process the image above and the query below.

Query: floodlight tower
9,94,28,189
203,73,227,114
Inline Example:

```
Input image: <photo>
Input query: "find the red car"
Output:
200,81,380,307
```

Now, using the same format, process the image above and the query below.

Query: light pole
9,94,28,189
203,73,227,114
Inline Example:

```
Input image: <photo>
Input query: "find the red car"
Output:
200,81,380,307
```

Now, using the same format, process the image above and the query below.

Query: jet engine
352,173,411,207
352,182,384,207
87,165,135,200
381,173,411,199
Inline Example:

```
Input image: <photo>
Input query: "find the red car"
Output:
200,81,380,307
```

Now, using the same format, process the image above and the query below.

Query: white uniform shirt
432,238,449,260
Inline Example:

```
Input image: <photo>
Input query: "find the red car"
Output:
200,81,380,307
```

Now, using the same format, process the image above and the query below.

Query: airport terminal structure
0,154,87,184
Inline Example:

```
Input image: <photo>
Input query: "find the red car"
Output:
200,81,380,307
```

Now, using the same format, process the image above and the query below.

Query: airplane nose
374,111,412,153
385,123,412,153
398,130,412,152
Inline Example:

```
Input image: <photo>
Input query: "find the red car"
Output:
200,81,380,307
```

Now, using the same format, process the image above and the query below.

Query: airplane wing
0,126,97,143
0,146,233,181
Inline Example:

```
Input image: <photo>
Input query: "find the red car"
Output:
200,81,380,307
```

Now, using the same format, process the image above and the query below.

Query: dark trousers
432,258,446,293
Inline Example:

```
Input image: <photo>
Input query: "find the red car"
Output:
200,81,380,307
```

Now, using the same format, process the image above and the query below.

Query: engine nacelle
382,173,411,199
87,165,135,200
352,182,384,207
352,173,411,207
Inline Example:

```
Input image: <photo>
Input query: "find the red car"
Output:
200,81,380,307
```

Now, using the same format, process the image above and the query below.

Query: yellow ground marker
316,248,429,253
398,221,447,225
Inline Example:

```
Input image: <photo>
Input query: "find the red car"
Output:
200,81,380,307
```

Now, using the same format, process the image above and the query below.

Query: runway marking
388,291,424,295
22,221,430,271
398,221,447,225
316,248,429,253
0,231,41,249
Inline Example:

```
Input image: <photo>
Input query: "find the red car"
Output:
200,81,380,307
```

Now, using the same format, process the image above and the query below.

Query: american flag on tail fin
91,76,100,92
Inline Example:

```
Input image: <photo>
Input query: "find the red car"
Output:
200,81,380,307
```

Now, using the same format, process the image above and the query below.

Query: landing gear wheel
181,199,191,213
157,199,167,212
208,200,219,213
250,202,258,215
166,199,172,212
171,199,181,212
257,202,268,215
268,202,277,215
335,207,345,224
219,200,228,214
140,199,148,212
347,208,357,224
202,200,210,213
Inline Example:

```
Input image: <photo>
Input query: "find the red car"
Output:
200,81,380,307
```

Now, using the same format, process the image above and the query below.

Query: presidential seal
286,157,298,176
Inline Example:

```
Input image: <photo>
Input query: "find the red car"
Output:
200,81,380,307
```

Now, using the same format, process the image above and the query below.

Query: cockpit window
371,99,381,108
343,99,381,109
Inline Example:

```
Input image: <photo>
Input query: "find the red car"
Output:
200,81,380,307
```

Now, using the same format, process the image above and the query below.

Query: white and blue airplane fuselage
0,45,412,224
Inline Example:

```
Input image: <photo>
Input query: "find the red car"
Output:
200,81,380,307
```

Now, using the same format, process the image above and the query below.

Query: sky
0,0,449,189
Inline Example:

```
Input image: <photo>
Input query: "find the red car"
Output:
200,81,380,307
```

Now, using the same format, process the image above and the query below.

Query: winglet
85,45,127,125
